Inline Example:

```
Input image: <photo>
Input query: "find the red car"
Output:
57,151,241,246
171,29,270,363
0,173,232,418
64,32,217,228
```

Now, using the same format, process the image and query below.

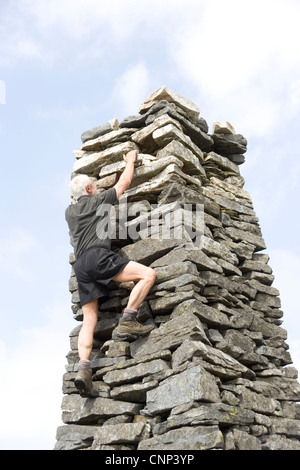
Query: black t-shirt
65,187,117,259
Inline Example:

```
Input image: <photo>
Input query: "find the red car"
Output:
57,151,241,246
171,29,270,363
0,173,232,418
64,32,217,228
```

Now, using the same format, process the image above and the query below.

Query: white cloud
0,301,73,450
0,0,220,69
169,0,300,137
0,80,6,104
0,0,172,67
288,340,300,379
22,0,204,40
111,62,151,118
268,249,300,321
1,0,299,448
24,0,138,40
0,0,120,67
0,228,38,280
268,248,300,372
35,104,93,127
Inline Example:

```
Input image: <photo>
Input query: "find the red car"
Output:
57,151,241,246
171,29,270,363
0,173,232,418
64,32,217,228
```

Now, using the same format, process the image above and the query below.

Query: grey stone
227,154,245,165
104,340,130,358
120,114,148,129
257,376,300,401
171,339,250,379
139,86,200,123
151,245,223,273
153,260,198,284
95,349,172,379
283,367,298,379
197,117,209,133
250,315,287,340
225,226,266,251
73,141,139,175
152,273,206,293
212,121,236,134
216,329,256,359
156,139,205,172
121,163,201,202
149,289,201,313
227,428,261,450
81,120,119,143
131,114,182,152
103,359,170,387
171,299,230,328
203,188,255,217
110,380,158,402
204,151,241,175
120,237,186,265
61,395,141,424
260,435,300,450
130,313,209,359
152,123,205,163
200,235,239,265
212,133,247,156
153,403,255,435
146,103,213,151
96,172,118,189
269,416,300,439
234,384,281,415
255,345,292,365
129,155,184,188
255,293,281,308
138,425,223,450
91,422,150,448
94,314,119,340
80,128,136,152
99,153,154,178
145,365,220,415
55,424,99,450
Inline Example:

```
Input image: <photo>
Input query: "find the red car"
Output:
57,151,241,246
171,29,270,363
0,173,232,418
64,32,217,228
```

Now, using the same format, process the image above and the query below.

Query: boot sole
111,330,138,342
112,326,155,342
74,377,97,398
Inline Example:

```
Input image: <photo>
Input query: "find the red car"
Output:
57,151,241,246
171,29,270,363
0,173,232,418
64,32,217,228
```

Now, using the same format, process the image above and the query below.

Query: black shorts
74,246,130,306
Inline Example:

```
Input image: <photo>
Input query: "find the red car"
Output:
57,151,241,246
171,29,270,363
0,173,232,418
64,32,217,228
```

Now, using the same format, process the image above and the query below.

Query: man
65,149,156,397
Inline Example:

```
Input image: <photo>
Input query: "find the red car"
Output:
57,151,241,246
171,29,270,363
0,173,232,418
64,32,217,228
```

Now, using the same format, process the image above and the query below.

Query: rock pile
55,87,300,451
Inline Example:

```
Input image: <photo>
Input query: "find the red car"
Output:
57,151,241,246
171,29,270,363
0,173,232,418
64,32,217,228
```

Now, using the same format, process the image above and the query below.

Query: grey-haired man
65,150,156,397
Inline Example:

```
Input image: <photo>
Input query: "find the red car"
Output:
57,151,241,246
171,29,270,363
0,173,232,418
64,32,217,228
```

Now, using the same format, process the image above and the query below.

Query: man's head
70,175,97,200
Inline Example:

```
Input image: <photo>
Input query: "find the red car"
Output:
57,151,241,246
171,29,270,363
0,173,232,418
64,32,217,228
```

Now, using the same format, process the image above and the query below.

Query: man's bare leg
78,298,98,361
112,261,156,339
75,298,98,398
113,261,156,310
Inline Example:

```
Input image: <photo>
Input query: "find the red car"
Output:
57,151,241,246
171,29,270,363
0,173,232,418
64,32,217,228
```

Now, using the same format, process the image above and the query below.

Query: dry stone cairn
55,87,300,451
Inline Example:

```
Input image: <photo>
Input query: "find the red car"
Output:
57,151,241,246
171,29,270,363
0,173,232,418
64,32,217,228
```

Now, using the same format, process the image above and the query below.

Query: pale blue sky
1,0,300,450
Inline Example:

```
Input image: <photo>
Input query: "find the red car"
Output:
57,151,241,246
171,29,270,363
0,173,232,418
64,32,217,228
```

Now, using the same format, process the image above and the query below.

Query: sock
120,308,138,322
78,359,91,369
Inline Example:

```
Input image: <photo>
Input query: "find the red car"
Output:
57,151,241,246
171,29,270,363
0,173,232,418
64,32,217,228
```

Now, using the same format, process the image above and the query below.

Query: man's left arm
114,150,137,198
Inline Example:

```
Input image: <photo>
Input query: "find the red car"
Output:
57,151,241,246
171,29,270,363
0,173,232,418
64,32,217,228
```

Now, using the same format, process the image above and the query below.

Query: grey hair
69,175,91,201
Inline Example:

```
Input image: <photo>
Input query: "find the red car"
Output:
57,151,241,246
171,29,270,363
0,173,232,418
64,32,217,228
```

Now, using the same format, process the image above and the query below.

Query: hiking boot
74,368,98,398
112,316,154,342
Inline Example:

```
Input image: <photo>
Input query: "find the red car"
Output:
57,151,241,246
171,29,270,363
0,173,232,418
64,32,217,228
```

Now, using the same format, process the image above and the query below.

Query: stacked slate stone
56,87,300,451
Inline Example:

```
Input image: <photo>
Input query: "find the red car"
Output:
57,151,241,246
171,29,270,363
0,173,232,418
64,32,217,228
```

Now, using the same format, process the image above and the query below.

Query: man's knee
144,267,156,285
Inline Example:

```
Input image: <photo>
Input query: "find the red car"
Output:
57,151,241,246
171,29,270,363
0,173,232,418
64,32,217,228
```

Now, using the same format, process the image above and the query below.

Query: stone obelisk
55,87,300,451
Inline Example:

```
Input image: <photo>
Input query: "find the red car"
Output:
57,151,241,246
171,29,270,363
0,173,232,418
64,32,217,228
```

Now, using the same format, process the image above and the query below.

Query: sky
0,0,300,450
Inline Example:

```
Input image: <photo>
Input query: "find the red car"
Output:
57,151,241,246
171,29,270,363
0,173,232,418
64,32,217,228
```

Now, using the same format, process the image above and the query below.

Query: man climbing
65,149,156,397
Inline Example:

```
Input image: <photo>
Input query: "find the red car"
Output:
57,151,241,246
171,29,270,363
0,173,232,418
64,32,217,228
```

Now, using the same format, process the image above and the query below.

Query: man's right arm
114,150,137,198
